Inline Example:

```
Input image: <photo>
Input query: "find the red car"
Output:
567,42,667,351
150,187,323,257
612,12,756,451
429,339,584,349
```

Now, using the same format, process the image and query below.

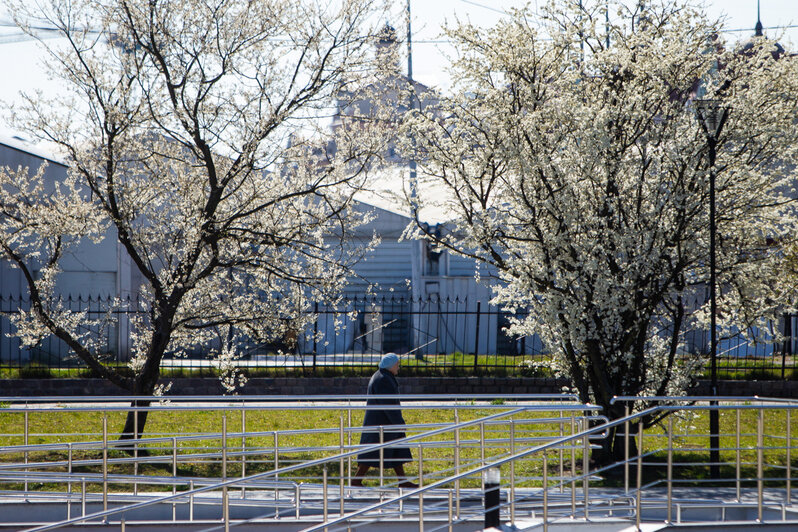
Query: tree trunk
117,354,163,452
120,399,152,441
590,404,639,477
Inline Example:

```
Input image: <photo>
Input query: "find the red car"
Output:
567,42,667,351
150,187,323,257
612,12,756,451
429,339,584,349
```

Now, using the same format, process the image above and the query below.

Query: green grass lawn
0,403,584,492
1,402,797,493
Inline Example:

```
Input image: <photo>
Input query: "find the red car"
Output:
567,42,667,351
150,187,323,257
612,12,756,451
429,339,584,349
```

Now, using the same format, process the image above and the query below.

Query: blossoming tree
403,0,798,461
0,0,385,439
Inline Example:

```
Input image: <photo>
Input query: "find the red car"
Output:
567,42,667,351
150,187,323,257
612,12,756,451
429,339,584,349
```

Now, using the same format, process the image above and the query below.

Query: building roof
0,134,66,167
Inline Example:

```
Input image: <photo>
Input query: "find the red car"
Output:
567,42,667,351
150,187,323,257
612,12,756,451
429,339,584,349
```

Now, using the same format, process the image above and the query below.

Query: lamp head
695,98,730,139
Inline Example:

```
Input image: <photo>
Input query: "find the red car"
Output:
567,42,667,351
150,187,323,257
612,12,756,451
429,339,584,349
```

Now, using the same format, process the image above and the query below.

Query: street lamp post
695,98,729,480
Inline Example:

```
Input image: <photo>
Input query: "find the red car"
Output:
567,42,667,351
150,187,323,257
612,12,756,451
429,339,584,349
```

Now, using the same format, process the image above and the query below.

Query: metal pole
241,408,246,498
736,409,742,502
708,129,720,481
636,422,643,531
340,414,345,517
510,420,516,523
758,408,764,522
223,414,229,532
172,436,177,521
543,452,548,532
24,410,28,493
274,430,279,517
347,407,352,485
559,413,565,494
571,415,576,515
788,409,792,504
296,485,301,520
483,467,500,529
379,426,384,487
473,301,481,369
624,405,630,494
454,408,460,518
103,414,108,518
133,408,138,496
67,442,73,520
406,0,419,218
323,466,328,523
667,416,673,524
418,444,424,532
190,480,194,522
583,420,590,519
480,422,486,490
448,489,453,532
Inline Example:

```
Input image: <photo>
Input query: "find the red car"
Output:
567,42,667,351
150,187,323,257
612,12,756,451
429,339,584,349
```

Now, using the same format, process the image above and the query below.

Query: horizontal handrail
0,393,579,404
610,395,788,404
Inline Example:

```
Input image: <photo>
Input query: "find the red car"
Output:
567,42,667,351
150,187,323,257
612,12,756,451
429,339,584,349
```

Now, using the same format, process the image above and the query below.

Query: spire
375,22,400,75
755,0,763,37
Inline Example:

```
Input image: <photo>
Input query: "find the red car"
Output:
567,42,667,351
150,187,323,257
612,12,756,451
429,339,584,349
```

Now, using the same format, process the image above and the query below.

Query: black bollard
483,467,501,529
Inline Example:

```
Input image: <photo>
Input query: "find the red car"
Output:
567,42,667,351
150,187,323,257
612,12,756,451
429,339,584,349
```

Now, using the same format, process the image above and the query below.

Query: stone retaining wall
1,377,796,398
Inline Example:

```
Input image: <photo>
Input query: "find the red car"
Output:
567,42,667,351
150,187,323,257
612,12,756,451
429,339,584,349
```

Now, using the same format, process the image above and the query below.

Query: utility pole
406,0,418,218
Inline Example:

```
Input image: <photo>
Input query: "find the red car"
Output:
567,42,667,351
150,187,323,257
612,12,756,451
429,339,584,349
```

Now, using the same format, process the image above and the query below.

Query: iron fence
0,294,796,378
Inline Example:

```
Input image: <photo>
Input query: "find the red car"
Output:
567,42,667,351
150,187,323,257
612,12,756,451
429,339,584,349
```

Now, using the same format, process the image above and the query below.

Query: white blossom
402,0,798,437
0,0,387,433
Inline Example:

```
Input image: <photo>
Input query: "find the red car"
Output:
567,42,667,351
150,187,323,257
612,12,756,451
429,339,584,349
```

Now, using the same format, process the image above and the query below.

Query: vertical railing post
624,405,630,494
736,409,742,502
67,443,73,520
454,408,461,518
583,419,590,519
223,414,229,532
667,415,673,524
379,426,384,487
24,410,28,493
295,485,301,520
81,478,86,517
133,407,139,496
570,415,576,516
339,414,345,517
558,412,565,494
172,436,177,521
543,451,549,532
758,408,764,523
103,414,108,518
510,420,516,524
636,422,643,531
273,430,279,475
418,444,424,532
448,489,453,532
241,408,246,498
787,409,792,504
480,422,486,490
323,465,328,524
347,406,352,485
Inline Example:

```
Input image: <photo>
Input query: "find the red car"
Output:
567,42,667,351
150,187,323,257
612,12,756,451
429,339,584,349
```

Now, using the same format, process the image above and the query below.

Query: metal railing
3,395,798,531
1,294,797,378
0,394,590,531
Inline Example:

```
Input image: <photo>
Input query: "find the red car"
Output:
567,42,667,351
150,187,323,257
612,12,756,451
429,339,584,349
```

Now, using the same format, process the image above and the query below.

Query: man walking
351,353,418,488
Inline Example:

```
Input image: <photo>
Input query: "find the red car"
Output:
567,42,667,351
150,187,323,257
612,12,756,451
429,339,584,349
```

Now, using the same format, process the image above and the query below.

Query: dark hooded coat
357,368,413,467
